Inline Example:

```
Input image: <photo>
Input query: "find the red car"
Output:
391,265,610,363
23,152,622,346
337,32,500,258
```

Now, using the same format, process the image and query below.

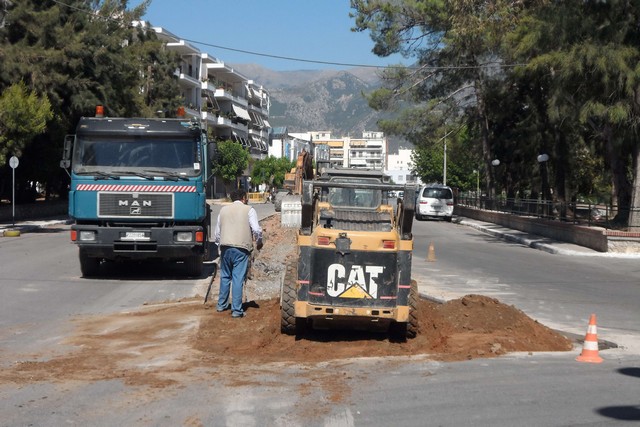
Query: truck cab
62,111,211,277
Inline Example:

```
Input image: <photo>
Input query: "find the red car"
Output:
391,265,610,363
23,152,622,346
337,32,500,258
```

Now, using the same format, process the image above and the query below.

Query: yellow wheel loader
280,167,418,339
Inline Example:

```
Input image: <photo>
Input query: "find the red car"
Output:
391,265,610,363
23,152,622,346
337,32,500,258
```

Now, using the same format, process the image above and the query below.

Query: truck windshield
72,136,201,177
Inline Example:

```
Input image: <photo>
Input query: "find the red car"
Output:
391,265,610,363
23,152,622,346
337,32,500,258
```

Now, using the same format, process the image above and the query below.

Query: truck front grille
98,192,174,218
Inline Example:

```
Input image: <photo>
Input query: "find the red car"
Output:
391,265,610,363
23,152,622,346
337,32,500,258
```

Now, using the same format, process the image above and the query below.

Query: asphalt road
0,206,639,426
411,217,640,353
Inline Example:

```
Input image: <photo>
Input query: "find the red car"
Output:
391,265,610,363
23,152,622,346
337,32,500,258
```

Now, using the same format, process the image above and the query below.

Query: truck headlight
79,231,96,241
175,231,193,242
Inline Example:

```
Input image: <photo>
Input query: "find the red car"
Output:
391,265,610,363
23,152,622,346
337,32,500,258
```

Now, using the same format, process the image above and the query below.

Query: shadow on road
81,259,216,281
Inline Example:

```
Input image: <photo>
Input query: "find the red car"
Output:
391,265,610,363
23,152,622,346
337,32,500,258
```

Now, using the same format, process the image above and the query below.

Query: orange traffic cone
427,242,436,262
576,314,603,363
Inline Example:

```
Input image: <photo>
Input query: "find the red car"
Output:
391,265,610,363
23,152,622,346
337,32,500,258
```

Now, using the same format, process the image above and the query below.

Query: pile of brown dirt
0,214,574,388
194,294,573,363
1,294,572,387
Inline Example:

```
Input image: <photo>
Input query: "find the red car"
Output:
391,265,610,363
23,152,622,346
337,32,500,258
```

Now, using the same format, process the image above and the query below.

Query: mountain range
231,63,405,152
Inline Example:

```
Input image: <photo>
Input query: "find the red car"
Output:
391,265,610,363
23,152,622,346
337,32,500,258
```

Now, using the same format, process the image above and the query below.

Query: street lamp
473,169,479,195
537,154,550,200
490,159,501,208
537,153,550,216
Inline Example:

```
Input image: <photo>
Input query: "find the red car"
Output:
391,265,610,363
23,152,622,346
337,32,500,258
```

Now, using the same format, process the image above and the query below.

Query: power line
50,0,526,71
179,37,524,70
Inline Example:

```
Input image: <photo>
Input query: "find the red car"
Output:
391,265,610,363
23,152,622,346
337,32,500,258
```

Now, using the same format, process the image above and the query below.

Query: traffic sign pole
9,156,19,227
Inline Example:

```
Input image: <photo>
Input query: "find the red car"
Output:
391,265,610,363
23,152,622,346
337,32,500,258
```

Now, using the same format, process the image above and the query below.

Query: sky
135,0,407,71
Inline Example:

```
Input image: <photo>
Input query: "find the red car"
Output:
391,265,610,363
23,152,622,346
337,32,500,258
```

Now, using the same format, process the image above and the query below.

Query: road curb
3,229,21,237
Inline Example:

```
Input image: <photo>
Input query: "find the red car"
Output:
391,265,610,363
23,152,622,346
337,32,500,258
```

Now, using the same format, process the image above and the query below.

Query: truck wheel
280,260,304,335
79,250,100,277
185,255,203,277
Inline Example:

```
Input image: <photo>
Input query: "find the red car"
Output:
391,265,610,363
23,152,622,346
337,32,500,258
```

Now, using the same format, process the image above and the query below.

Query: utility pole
443,136,447,185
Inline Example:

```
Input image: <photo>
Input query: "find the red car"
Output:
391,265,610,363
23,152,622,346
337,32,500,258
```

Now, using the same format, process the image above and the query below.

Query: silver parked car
415,184,454,221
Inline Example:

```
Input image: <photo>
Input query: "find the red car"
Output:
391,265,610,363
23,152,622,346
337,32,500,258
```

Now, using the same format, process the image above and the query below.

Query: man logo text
119,200,152,207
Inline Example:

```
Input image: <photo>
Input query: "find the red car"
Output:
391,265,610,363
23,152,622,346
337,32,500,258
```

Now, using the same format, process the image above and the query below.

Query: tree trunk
554,132,570,220
628,142,640,229
476,87,494,199
605,125,632,225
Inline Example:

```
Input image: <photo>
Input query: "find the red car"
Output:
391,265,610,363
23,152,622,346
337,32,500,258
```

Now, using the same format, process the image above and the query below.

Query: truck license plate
122,231,148,240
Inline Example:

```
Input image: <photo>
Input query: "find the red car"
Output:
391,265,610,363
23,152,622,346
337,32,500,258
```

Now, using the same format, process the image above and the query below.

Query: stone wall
605,230,640,253
455,205,610,252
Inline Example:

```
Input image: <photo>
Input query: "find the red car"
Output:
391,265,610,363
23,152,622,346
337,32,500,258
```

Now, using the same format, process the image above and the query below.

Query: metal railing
456,193,630,229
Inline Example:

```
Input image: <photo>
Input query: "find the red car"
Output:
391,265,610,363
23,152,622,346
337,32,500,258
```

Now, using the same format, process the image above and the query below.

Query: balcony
178,73,200,88
351,155,383,161
350,158,368,166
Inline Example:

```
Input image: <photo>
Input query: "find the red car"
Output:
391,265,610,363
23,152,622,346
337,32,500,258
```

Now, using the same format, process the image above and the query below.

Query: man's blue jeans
217,246,250,316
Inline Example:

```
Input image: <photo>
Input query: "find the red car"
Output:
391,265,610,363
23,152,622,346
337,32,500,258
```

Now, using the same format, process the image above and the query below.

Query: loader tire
406,280,419,339
389,280,419,341
79,250,100,277
280,260,303,335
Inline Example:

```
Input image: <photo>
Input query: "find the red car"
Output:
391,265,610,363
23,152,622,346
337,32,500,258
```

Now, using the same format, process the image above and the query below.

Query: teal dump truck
60,107,211,277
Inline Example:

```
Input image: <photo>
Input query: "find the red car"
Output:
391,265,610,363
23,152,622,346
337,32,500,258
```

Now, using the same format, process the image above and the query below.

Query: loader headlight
175,231,193,242
79,231,96,241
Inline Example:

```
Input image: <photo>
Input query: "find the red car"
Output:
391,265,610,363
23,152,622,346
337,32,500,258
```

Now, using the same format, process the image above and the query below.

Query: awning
248,136,260,149
249,111,263,127
232,104,251,121
253,136,267,151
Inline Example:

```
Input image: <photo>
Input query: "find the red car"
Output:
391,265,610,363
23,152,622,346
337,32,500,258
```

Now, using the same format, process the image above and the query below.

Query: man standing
214,189,263,318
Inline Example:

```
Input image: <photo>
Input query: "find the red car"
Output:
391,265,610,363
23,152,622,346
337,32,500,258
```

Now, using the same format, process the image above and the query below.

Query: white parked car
415,184,454,221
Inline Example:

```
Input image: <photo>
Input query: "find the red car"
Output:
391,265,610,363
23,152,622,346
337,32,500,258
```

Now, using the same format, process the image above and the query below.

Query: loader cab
317,167,388,209
325,180,382,209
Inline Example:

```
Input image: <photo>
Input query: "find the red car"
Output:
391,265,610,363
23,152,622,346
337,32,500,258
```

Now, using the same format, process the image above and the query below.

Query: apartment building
385,148,422,185
269,128,312,161
150,26,271,196
310,131,387,169
153,27,271,155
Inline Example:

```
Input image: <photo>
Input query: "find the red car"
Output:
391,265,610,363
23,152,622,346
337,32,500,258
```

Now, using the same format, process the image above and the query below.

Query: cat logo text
326,264,384,299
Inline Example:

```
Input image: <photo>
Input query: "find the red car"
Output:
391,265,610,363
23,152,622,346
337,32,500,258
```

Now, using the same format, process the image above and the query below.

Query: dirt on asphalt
0,215,574,389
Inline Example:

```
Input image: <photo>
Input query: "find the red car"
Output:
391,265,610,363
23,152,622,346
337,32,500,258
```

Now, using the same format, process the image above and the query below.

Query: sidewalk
457,217,640,258
0,216,71,235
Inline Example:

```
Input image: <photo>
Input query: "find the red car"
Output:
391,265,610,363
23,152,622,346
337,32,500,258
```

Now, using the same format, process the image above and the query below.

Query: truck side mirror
60,134,73,169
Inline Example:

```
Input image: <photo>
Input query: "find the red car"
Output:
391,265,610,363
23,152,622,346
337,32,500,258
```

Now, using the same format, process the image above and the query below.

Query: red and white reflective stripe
298,280,310,285
380,296,397,300
308,291,325,296
398,284,411,289
582,340,599,351
76,184,196,192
